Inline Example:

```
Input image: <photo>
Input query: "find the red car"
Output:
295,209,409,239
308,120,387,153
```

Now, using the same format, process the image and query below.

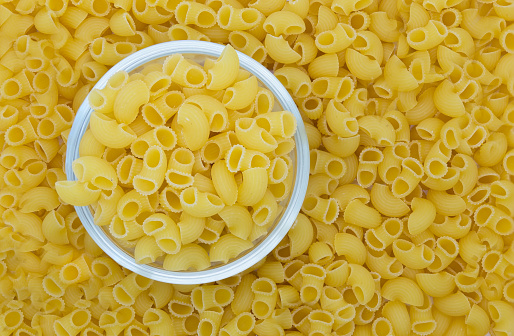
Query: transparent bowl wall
66,41,309,284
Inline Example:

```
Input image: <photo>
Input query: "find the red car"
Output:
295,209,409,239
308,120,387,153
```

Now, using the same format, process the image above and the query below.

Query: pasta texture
3,0,514,335
57,45,297,270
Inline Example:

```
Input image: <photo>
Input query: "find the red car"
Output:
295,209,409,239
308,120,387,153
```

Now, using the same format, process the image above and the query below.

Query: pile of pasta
55,45,298,269
2,0,514,334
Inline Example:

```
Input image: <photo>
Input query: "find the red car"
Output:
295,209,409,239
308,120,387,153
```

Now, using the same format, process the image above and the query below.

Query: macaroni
3,0,514,335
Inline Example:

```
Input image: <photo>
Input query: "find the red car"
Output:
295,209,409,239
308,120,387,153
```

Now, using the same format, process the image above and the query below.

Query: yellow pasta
2,1,514,336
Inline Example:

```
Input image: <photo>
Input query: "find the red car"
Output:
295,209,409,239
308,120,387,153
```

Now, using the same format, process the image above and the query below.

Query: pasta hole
358,170,374,186
430,255,442,270
181,188,196,205
134,178,157,193
241,9,258,24
211,113,226,131
0,194,15,208
217,6,230,26
385,219,401,236
170,27,188,40
272,160,287,180
115,43,134,55
3,81,20,97
7,127,25,143
256,118,271,132
326,200,338,222
92,0,109,15
236,314,254,332
465,62,483,78
62,265,79,281
132,141,149,158
47,0,65,11
250,154,268,169
495,218,513,234
353,35,368,49
156,129,175,148
214,288,232,305
113,286,132,305
184,315,199,333
385,167,400,182
475,206,493,225
92,263,110,277
122,201,140,219
303,196,317,211
230,33,247,49
186,68,205,85
134,0,146,12
72,310,89,327
27,58,44,71
167,171,194,187
165,92,184,109
150,78,170,94
317,33,334,46
93,176,113,190
504,32,514,51
395,240,413,252
261,130,276,146
253,207,269,225
301,286,319,303
174,148,194,165
207,194,222,206
285,24,304,35
198,11,215,26
422,246,434,261
89,90,105,109
441,11,457,26
160,239,179,253
327,160,344,177
505,282,514,300
199,322,213,336
473,108,491,125
389,261,402,274
409,30,426,43
312,79,328,95
428,160,446,177
134,274,152,289
444,129,458,147
275,140,294,156
353,287,365,303
142,107,163,127
350,14,365,30
223,90,234,105
303,98,319,111
269,182,285,199
202,142,221,162
296,83,310,97
83,66,98,81
374,86,390,98
109,72,129,89
366,231,384,250
469,188,488,203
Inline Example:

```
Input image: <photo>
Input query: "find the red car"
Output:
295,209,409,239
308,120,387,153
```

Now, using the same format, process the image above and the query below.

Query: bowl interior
66,41,309,284
94,53,297,271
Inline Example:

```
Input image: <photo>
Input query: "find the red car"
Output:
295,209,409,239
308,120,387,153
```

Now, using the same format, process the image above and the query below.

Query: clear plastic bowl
66,41,309,284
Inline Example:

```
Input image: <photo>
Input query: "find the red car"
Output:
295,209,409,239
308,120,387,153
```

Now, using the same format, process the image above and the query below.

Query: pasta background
1,0,514,335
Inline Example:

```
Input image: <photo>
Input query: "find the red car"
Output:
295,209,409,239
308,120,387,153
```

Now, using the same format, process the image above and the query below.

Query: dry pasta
57,45,297,270
2,0,514,335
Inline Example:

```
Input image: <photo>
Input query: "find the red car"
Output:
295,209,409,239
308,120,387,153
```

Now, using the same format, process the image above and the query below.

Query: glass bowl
65,40,309,284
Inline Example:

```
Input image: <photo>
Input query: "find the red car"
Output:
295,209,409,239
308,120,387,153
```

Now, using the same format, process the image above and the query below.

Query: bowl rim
65,40,309,284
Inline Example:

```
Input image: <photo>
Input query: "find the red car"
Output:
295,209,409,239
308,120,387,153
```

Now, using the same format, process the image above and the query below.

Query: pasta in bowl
60,41,309,284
